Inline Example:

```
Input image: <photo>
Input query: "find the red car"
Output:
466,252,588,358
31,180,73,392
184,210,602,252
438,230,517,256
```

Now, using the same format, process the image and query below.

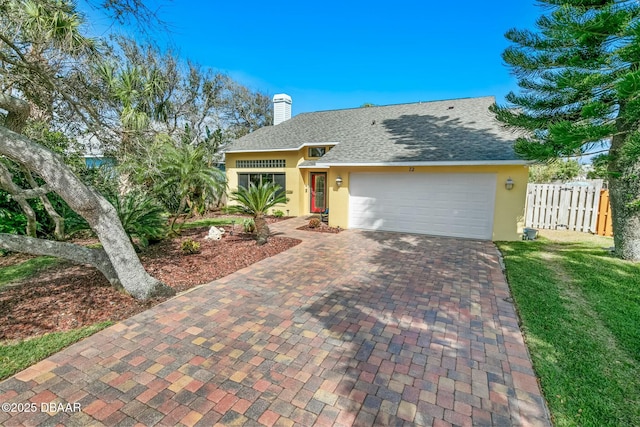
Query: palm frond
110,192,168,247
228,182,288,217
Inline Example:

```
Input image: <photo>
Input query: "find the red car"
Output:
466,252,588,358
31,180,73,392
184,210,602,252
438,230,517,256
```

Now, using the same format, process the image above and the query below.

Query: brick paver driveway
0,217,550,426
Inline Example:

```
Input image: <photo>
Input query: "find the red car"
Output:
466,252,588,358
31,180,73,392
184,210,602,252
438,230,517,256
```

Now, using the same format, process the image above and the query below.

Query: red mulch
0,222,300,343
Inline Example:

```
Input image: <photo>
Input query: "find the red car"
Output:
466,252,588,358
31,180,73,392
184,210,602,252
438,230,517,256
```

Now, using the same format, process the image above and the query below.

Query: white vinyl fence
525,180,603,233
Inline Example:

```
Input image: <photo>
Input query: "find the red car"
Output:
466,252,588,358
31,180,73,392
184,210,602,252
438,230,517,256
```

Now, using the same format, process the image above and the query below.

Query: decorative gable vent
273,94,292,125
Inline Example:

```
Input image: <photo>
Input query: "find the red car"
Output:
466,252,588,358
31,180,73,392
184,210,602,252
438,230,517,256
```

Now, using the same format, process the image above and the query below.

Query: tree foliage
491,0,640,260
94,39,272,156
529,159,582,183
587,154,610,181
93,39,269,224
0,0,274,297
153,139,226,227
222,79,273,139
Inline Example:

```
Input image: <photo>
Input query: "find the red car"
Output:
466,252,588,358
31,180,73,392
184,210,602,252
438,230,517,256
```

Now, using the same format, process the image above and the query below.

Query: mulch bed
296,224,343,233
0,221,300,343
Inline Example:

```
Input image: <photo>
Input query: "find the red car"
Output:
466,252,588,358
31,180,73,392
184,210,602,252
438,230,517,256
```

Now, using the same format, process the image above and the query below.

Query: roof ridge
295,95,496,116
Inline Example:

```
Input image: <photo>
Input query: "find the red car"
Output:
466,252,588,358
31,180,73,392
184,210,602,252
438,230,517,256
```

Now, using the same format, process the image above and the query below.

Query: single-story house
224,94,528,241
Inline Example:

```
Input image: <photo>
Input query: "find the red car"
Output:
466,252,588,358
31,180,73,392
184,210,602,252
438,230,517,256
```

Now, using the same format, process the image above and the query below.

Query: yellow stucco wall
226,148,331,216
226,152,528,241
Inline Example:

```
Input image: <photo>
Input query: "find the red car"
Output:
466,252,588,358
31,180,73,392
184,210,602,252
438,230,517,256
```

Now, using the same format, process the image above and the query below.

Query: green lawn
497,233,640,427
0,322,113,380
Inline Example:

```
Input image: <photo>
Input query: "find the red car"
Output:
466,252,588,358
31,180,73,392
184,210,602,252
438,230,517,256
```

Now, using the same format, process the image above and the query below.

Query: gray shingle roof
298,160,317,167
226,96,523,164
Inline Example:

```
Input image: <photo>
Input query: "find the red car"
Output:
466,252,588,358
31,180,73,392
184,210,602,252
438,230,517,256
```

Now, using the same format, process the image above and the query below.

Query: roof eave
315,160,530,167
225,141,340,154
299,164,329,169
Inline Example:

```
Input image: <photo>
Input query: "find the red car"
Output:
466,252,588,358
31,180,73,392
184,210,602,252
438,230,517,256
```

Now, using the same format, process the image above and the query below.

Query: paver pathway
0,217,551,426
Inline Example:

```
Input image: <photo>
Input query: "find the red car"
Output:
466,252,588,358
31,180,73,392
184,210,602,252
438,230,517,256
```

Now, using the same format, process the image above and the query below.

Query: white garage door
348,173,497,239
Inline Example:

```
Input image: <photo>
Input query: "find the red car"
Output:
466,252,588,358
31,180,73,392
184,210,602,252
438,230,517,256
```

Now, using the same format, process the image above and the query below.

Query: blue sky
84,1,542,115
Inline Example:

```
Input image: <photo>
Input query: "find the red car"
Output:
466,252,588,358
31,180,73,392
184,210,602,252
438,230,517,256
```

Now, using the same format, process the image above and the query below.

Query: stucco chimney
273,94,292,125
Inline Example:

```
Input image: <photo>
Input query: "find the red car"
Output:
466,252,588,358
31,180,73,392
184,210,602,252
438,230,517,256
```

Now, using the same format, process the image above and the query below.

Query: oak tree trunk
23,168,65,239
0,126,175,300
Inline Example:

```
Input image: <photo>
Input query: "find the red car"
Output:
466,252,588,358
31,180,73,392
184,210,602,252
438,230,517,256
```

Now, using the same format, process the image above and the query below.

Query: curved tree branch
0,92,65,239
0,233,121,288
0,32,29,64
0,164,51,198
22,167,65,239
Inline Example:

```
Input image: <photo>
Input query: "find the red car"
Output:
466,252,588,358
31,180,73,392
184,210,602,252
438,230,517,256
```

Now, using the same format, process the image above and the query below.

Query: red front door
310,172,326,213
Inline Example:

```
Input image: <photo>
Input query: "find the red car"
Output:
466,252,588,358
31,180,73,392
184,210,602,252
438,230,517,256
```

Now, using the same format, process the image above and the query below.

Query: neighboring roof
225,96,524,164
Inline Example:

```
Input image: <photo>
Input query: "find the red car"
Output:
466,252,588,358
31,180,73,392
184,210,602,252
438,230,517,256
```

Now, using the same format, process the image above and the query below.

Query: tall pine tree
491,1,640,260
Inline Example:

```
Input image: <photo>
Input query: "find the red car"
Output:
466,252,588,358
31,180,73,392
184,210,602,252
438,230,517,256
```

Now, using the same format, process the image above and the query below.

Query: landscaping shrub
110,192,168,248
242,218,255,233
308,218,321,228
272,209,284,218
0,206,26,235
180,238,200,254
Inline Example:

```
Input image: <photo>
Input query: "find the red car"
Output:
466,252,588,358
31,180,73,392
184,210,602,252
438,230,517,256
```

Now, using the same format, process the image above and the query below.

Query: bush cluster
308,218,321,228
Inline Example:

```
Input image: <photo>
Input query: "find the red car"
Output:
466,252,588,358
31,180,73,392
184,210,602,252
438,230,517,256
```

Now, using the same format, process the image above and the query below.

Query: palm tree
97,62,169,139
110,191,168,249
227,182,287,245
156,142,226,230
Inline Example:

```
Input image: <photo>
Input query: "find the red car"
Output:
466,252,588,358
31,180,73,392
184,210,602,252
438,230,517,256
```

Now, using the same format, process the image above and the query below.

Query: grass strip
180,217,243,229
497,238,640,427
0,321,113,381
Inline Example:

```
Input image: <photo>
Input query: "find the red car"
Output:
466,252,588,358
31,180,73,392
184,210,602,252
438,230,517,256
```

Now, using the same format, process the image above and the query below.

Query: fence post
526,185,535,228
558,186,570,229
589,180,603,233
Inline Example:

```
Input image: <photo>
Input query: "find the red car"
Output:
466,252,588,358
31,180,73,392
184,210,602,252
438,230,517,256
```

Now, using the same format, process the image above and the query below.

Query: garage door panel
348,173,496,239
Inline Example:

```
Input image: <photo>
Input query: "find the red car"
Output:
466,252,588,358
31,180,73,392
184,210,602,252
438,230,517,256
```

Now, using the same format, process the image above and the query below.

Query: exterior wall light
505,177,514,190
336,176,343,187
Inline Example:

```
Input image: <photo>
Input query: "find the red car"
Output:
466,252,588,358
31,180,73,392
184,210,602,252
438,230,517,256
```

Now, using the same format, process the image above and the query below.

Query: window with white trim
237,173,286,196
